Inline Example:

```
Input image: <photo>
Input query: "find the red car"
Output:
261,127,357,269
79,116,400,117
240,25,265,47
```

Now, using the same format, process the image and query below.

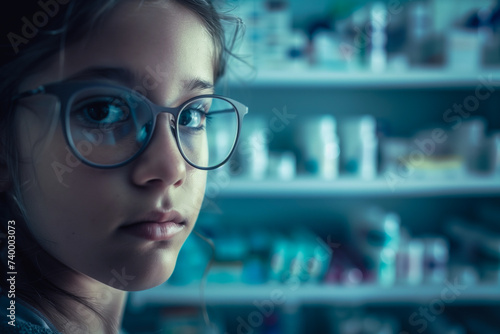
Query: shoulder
1,319,59,334
1,292,60,334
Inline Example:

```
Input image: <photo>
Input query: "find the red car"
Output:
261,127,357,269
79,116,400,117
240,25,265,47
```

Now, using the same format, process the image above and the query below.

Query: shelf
129,283,500,308
210,176,500,198
224,68,500,88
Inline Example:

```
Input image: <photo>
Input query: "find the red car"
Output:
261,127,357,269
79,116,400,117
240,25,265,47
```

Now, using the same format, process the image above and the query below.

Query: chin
120,277,171,292
109,256,178,292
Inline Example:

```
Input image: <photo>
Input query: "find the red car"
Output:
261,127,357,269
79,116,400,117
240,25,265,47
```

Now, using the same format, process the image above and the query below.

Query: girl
0,1,246,333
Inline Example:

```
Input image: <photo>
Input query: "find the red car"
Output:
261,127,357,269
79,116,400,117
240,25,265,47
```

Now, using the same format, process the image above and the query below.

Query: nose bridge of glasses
146,105,181,159
149,102,180,122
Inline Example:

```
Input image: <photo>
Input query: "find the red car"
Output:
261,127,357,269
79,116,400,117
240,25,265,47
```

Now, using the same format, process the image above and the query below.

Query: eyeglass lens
66,86,239,168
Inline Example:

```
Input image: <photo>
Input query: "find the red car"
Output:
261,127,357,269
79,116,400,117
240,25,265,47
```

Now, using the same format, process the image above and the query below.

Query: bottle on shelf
296,114,340,180
349,206,400,285
237,116,270,180
339,115,378,180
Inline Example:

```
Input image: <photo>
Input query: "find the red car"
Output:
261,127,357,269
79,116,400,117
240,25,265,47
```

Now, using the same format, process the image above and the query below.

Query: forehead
20,1,216,97
91,1,214,60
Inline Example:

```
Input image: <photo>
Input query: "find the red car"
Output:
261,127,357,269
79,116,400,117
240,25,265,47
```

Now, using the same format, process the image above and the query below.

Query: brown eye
73,97,130,126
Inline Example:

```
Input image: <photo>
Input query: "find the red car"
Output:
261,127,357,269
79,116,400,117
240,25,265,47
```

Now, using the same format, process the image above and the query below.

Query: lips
120,210,186,241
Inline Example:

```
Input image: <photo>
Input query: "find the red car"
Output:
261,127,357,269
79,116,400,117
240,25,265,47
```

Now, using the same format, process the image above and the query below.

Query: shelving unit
214,176,500,198
225,68,500,88
130,283,500,308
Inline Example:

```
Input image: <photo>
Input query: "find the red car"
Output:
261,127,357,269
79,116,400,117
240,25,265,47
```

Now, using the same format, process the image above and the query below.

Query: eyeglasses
12,81,248,170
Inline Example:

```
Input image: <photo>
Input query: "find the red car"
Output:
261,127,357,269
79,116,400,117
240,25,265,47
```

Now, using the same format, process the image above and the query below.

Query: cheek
15,101,74,191
15,110,121,258
184,169,207,218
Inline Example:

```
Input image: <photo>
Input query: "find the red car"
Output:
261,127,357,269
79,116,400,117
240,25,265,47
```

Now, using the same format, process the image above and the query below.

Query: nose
130,113,186,188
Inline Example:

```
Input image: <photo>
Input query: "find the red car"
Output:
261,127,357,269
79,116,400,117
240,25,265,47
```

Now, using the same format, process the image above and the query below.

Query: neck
38,269,128,334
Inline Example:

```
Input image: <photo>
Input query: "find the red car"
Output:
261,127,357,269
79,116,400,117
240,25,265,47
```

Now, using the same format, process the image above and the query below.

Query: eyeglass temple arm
12,86,46,101
209,109,242,115
208,104,248,119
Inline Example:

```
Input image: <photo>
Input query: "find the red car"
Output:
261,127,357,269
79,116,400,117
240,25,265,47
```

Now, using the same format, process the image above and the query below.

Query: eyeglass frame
12,80,248,170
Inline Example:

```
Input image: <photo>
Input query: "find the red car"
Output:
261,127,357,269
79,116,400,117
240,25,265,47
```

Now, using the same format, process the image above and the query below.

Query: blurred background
124,0,500,333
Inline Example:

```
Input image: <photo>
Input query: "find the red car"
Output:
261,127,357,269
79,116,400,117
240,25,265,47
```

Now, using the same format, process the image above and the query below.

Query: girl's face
13,1,213,290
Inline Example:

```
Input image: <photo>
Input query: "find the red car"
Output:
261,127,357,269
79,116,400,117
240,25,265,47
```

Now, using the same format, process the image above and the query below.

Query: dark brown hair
0,0,242,331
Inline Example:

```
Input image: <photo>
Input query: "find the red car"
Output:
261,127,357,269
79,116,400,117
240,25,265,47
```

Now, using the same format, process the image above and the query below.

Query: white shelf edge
129,283,500,308
222,69,500,88
209,177,500,198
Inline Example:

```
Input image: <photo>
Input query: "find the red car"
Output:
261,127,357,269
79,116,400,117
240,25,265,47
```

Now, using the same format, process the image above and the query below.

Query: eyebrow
66,66,136,86
66,66,214,93
182,78,214,92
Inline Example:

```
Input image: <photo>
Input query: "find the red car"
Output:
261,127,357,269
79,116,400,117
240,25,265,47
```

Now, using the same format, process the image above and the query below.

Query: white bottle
299,115,340,180
340,115,378,180
238,117,269,180
369,2,388,72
